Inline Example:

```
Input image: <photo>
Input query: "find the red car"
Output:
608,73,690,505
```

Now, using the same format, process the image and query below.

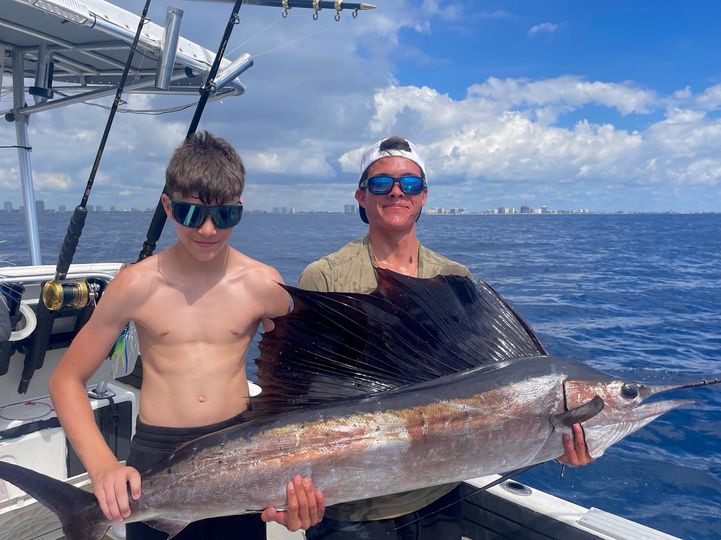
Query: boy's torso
124,247,270,428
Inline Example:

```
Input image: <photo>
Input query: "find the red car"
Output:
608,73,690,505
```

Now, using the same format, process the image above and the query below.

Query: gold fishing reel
41,279,99,312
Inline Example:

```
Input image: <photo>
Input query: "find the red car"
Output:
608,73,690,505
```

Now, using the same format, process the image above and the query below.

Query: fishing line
75,94,227,115
252,30,325,59
226,18,282,56
391,464,540,535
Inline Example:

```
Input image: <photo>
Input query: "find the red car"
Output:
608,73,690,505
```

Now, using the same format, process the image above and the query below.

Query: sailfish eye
621,383,639,399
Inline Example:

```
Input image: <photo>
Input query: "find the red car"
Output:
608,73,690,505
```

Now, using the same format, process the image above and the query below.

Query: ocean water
2,211,720,539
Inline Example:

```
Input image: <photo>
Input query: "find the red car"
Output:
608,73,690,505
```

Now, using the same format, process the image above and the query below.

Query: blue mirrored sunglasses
360,175,426,196
169,199,243,229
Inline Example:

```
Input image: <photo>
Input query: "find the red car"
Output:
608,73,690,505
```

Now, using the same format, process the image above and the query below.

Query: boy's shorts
125,410,265,540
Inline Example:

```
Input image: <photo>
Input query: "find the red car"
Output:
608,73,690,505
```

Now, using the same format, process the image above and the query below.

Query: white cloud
696,84,721,110
421,0,464,21
529,22,559,36
340,79,721,193
467,76,657,115
34,172,72,191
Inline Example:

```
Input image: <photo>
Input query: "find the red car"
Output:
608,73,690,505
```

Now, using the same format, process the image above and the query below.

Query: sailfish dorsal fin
249,269,547,416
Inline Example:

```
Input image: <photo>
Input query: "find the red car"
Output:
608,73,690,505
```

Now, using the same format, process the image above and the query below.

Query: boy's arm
255,266,293,332
49,272,142,522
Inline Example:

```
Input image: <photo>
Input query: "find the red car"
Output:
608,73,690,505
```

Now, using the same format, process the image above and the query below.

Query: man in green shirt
300,135,593,539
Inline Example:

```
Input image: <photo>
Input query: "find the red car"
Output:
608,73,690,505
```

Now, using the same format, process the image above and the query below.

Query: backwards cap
358,137,426,223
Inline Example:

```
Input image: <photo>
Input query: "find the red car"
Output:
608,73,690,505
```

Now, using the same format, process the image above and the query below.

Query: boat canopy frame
1,0,244,265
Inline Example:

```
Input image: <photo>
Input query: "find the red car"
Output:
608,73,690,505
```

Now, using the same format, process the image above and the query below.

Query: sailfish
0,269,718,539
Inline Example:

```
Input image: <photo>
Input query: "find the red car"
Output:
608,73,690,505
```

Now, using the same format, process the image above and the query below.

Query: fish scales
131,367,569,521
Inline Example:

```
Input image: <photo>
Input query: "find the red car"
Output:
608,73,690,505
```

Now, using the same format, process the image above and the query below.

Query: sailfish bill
0,269,718,540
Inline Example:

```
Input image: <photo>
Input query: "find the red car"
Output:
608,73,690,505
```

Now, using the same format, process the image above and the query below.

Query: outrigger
0,1,682,539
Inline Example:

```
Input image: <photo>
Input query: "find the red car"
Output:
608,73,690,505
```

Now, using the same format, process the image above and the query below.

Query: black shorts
125,411,265,540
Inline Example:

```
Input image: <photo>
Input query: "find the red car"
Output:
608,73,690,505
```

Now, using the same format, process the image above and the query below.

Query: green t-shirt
298,236,472,293
298,237,472,521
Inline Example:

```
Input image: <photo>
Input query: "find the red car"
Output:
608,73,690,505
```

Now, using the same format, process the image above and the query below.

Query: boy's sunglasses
360,175,426,196
169,199,243,229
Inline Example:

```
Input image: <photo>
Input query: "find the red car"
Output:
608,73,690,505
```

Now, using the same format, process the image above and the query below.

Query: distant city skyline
3,200,718,217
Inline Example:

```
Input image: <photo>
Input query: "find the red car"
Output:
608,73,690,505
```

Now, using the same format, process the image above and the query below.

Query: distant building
343,204,357,214
519,206,530,214
35,200,45,213
58,205,67,212
3,201,12,212
95,205,103,212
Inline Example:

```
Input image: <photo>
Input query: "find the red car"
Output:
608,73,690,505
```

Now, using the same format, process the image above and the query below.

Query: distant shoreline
2,210,719,216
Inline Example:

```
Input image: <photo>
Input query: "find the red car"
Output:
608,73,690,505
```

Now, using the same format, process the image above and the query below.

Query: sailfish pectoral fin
146,518,192,539
550,395,604,429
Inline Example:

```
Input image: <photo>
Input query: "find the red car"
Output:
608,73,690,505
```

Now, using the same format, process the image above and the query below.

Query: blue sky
2,0,721,212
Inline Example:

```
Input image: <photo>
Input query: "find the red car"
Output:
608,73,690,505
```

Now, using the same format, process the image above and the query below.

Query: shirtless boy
49,131,323,539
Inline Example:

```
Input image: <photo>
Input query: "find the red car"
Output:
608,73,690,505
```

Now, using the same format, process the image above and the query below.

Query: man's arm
49,271,142,522
297,260,331,292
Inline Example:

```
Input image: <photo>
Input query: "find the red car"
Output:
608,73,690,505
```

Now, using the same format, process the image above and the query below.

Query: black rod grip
55,206,88,281
17,297,54,393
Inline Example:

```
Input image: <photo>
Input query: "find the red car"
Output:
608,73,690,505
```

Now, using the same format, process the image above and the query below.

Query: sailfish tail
0,460,109,540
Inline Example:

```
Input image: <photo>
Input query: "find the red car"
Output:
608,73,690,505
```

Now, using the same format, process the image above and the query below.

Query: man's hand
90,463,141,522
261,475,325,531
557,423,595,467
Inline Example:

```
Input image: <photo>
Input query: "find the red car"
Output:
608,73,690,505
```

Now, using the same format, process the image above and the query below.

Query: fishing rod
212,1,376,21
18,0,154,394
136,0,375,261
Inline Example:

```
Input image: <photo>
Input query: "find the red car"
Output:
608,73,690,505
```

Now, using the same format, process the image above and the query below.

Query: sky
2,0,721,212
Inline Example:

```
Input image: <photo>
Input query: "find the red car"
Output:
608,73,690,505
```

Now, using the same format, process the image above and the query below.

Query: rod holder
156,6,184,90
211,53,253,93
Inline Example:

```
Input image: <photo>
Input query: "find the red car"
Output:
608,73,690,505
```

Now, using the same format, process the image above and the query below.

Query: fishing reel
17,278,104,394
41,279,100,312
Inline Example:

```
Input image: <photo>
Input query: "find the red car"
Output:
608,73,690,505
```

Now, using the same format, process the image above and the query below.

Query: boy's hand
557,423,595,466
91,463,142,522
261,475,325,531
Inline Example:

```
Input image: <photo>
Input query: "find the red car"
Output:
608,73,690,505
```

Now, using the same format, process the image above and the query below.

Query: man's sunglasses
360,175,426,196
169,199,243,229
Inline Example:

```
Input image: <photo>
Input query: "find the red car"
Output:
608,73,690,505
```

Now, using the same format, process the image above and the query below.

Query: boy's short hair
166,131,245,204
